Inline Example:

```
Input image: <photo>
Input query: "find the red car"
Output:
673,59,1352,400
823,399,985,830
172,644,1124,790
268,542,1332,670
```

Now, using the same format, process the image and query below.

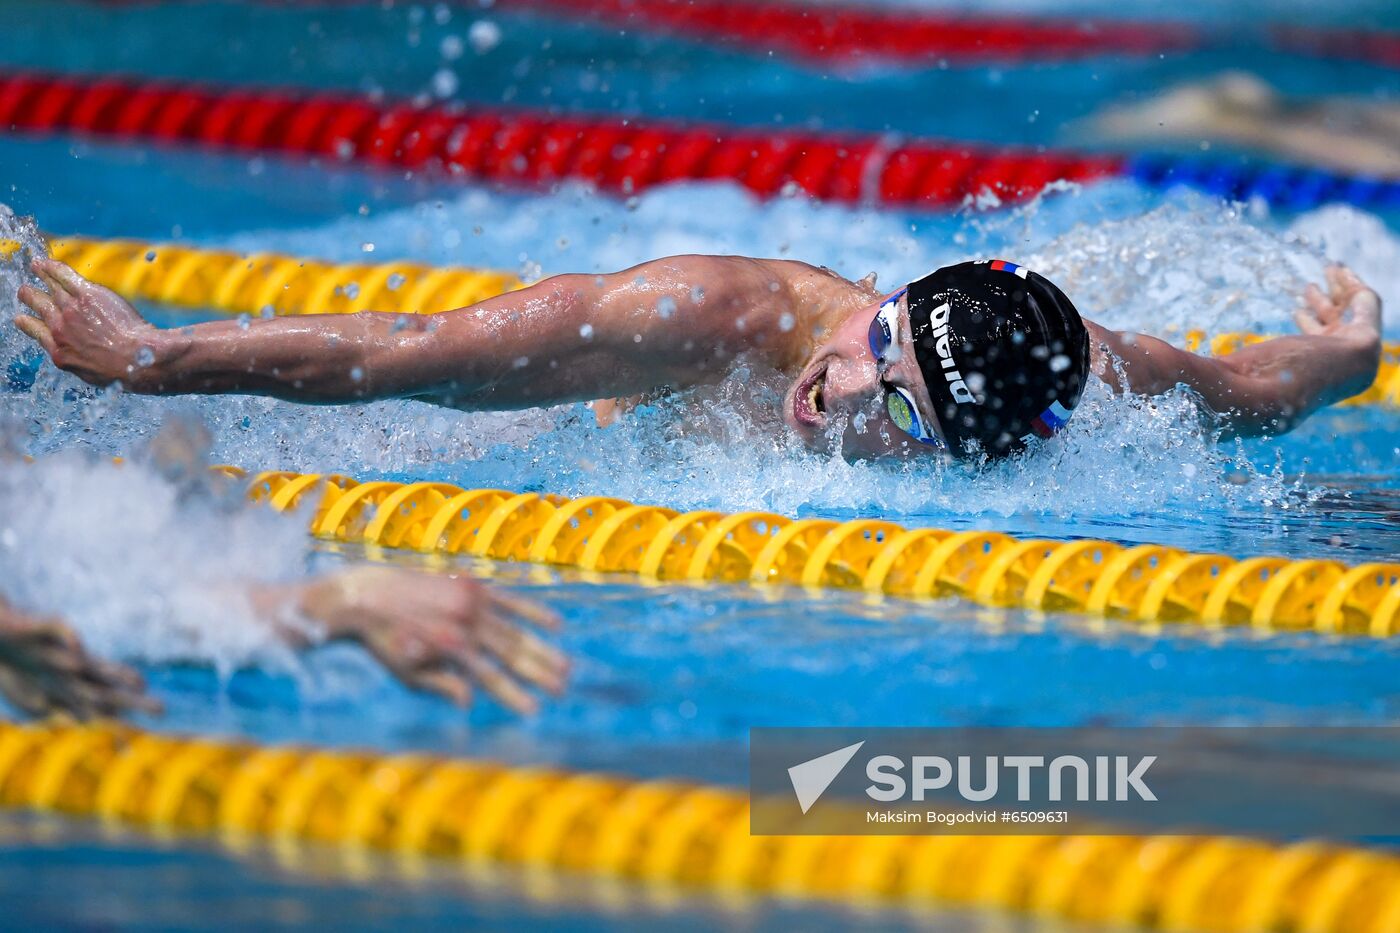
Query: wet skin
15,253,1384,458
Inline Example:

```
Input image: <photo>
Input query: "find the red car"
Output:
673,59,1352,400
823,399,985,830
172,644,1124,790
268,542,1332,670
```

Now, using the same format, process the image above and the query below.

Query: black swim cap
906,260,1088,459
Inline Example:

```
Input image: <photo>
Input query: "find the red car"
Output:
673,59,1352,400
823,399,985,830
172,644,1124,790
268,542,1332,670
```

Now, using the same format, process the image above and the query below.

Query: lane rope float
513,0,1400,74
45,236,522,317
36,235,1400,407
493,0,1203,64
0,70,1118,210
220,467,1400,637
6,70,1398,212
0,720,1395,933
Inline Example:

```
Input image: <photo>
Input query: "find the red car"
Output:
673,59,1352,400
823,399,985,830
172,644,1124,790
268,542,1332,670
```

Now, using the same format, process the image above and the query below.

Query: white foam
0,445,303,675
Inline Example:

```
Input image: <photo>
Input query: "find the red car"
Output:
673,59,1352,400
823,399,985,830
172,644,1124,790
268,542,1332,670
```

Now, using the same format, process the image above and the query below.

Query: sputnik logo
787,741,864,814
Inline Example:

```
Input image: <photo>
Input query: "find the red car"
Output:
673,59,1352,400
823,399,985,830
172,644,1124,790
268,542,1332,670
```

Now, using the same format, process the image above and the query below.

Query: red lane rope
498,0,1198,62
1271,25,1400,69
0,71,1123,209
505,0,1201,63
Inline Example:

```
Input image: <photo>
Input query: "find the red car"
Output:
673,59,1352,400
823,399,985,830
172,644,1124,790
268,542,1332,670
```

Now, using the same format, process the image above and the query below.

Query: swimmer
1081,71,1400,179
0,566,567,721
0,594,158,720
13,250,1383,461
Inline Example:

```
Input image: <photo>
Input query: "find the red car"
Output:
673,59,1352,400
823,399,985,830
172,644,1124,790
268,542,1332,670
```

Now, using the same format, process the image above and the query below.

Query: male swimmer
13,251,1383,461
1082,72,1400,180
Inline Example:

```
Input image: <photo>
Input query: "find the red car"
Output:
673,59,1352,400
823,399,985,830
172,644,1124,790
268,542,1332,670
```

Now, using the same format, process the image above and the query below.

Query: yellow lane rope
17,235,1400,406
1,720,1395,933
46,236,523,317
218,467,1400,636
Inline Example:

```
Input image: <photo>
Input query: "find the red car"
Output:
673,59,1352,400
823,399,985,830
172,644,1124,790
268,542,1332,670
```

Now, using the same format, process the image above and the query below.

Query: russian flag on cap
988,259,1029,279
1029,400,1073,439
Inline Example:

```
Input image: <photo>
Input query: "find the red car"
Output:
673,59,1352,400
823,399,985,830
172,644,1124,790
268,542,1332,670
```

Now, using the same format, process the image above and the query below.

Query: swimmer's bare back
15,255,867,409
1085,73,1400,179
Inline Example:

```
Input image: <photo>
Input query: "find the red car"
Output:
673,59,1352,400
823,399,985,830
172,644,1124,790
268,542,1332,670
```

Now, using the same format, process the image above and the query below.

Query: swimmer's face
782,292,947,461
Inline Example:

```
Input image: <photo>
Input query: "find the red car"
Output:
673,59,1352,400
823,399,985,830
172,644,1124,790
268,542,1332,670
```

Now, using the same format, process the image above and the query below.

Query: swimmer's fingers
1295,283,1334,334
0,666,50,718
11,315,54,354
485,588,561,633
17,283,59,324
407,667,474,709
1331,264,1382,331
15,284,59,355
32,258,85,300
476,611,568,697
459,651,538,716
85,658,163,718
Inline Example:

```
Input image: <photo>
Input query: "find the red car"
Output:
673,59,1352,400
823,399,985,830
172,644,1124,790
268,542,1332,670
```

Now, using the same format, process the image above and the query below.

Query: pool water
1,1,1399,929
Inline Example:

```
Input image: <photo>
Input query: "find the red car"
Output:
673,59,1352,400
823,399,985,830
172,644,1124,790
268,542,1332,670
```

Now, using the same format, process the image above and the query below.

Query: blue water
2,1,1400,929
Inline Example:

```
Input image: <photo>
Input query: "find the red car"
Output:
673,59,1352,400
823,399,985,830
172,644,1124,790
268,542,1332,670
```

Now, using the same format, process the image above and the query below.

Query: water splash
0,186,1367,524
0,432,304,675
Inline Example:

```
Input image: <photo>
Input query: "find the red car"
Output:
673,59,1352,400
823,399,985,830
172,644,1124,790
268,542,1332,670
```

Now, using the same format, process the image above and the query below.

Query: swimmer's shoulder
760,260,880,318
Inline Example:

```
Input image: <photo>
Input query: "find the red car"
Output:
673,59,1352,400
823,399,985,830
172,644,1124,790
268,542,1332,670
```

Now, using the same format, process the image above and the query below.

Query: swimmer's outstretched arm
16,255,807,409
1089,265,1382,436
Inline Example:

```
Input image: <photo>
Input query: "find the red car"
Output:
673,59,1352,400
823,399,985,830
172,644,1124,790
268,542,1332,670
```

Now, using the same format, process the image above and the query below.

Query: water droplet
689,285,705,303
469,20,501,53
343,282,361,300
350,366,365,383
387,273,406,291
512,356,529,369
237,314,251,331
360,242,375,253
1049,354,1070,373
778,312,795,332
440,34,464,60
144,250,157,263
134,347,154,367
657,296,676,319
579,323,594,339
432,69,459,98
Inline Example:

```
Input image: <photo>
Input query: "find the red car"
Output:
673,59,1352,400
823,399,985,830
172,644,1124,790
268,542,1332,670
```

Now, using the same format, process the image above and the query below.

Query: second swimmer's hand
303,567,568,715
15,258,158,388
0,609,162,721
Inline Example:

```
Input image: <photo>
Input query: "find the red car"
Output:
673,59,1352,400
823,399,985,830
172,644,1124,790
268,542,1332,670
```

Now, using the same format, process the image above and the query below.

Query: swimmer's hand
14,258,156,388
299,567,568,715
1091,263,1382,436
1293,264,1382,346
0,604,162,721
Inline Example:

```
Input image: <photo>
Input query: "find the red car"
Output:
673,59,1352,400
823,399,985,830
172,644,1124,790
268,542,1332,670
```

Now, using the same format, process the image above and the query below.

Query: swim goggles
867,288,945,450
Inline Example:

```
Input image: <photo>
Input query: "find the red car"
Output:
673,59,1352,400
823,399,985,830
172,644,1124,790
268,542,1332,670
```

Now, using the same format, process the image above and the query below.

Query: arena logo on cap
927,301,977,405
984,259,1030,279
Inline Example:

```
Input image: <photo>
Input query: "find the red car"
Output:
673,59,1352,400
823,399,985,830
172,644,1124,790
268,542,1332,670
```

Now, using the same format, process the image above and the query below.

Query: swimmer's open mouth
791,364,827,428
